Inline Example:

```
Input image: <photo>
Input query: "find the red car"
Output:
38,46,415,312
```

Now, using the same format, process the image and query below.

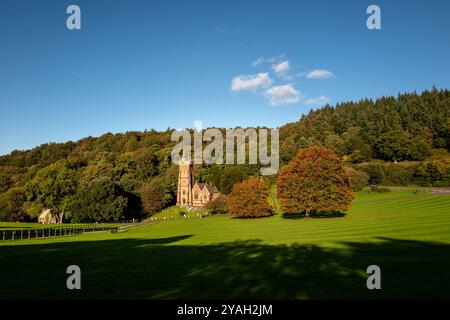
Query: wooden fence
0,224,119,241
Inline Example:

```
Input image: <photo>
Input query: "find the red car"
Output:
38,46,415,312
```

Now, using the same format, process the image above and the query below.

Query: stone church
176,159,220,208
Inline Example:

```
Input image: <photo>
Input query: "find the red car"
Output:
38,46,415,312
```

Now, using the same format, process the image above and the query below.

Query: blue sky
0,0,449,155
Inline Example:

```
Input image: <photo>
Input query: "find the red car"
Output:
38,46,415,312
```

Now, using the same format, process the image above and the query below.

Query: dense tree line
0,88,449,222
280,87,450,164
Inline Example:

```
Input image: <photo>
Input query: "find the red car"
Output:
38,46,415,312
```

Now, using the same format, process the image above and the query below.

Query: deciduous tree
227,178,272,218
277,147,353,217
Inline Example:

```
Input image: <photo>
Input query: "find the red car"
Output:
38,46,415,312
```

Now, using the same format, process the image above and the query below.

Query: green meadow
0,188,449,299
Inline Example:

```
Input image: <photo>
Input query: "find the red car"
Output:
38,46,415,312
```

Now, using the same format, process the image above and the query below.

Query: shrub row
353,159,450,187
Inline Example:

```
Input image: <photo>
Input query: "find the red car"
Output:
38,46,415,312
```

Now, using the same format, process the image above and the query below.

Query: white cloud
251,54,285,67
231,73,272,91
264,84,302,106
237,58,333,106
306,69,335,79
304,95,330,106
272,61,290,78
251,57,265,66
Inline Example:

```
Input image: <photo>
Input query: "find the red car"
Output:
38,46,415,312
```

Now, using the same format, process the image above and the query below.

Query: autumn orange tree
277,146,353,217
227,178,272,218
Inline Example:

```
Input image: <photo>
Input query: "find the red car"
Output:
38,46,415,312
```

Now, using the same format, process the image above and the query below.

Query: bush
227,178,272,218
353,159,450,187
277,146,354,217
364,186,391,193
345,167,369,191
382,163,414,186
414,159,450,187
358,162,385,185
205,195,228,215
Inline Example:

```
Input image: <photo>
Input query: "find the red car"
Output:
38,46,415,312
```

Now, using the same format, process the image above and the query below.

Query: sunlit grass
1,187,449,299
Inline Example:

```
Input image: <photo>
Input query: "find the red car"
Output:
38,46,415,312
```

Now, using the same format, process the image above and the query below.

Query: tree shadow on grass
0,236,449,299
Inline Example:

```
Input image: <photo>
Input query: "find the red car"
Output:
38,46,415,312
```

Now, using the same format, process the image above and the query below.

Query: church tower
176,159,193,207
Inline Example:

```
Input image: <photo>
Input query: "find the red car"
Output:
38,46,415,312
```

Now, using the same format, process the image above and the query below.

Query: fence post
12,231,15,241
1,231,4,241
28,229,31,240
21,230,23,240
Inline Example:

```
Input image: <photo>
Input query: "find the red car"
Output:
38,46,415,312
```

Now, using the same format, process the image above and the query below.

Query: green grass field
0,188,449,299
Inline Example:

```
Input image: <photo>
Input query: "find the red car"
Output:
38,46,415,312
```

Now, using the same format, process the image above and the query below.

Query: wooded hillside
1,87,449,222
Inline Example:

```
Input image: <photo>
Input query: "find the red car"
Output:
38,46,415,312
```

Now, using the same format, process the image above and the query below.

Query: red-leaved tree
277,146,353,217
227,178,272,218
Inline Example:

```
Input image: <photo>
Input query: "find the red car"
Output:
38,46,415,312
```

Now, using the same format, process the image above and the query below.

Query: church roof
194,182,219,194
